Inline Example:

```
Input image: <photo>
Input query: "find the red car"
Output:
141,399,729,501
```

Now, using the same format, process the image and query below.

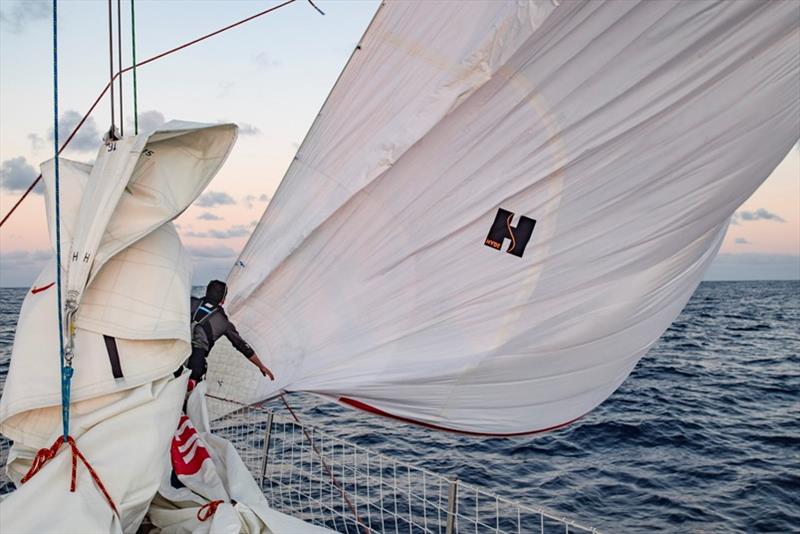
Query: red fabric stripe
337,397,585,437
175,421,195,444
31,282,55,294
170,418,211,476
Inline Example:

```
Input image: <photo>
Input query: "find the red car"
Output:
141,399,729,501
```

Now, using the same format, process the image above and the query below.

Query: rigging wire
52,0,71,443
107,0,116,136
0,0,301,229
117,0,124,137
131,0,138,135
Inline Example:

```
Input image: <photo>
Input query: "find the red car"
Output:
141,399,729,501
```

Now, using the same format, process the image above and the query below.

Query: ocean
0,281,798,532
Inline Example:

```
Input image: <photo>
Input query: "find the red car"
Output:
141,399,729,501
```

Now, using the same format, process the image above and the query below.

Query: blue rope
52,0,72,442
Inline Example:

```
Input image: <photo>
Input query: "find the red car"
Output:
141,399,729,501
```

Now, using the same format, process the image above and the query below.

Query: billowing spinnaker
211,0,800,434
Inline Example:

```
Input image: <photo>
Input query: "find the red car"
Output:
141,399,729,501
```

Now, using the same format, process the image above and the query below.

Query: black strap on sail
103,335,124,379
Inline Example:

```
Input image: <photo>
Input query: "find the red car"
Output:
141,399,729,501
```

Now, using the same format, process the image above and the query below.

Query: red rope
0,0,299,229
20,435,119,516
197,499,225,521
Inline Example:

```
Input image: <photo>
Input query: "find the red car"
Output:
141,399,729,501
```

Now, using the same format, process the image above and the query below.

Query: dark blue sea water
1,281,798,532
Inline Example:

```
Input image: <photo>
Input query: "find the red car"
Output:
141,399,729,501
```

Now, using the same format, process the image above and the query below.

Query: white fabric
214,0,800,434
149,382,334,534
0,122,239,532
0,121,237,432
0,373,187,534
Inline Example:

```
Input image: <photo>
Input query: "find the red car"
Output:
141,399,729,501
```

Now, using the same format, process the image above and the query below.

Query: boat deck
1,400,598,533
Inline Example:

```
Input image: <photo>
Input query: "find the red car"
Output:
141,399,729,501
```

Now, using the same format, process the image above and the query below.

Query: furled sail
210,0,800,434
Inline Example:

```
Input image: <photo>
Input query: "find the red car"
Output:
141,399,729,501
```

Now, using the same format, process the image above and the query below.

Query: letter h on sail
484,208,536,258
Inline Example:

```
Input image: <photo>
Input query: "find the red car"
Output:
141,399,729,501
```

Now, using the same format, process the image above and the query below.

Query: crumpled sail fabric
212,0,800,435
0,121,237,531
149,382,335,534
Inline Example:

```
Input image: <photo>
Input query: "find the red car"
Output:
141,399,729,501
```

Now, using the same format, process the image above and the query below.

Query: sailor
187,280,274,382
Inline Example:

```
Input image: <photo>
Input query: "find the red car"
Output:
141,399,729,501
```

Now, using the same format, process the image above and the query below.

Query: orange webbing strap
197,499,225,521
20,435,119,516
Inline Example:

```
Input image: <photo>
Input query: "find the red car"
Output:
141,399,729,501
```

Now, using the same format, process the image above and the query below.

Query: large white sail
211,0,800,434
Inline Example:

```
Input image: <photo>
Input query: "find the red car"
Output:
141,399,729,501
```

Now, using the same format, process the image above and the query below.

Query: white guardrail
0,400,599,534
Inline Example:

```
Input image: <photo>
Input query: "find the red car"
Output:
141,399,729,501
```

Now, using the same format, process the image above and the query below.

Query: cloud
47,110,101,152
238,123,261,136
216,119,261,136
197,212,223,221
0,156,42,194
27,133,45,151
185,225,251,239
195,191,236,207
252,52,279,70
242,193,271,209
3,249,51,261
734,238,749,244
130,110,166,133
0,0,48,33
187,245,237,259
732,208,785,225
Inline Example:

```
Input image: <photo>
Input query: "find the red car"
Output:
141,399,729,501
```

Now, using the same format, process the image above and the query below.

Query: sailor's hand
259,364,275,381
248,353,274,380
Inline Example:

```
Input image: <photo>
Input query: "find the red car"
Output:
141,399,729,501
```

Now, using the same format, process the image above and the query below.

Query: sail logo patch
170,415,211,476
484,208,536,258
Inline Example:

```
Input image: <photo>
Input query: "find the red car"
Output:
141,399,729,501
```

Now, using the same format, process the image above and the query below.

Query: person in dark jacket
187,280,274,382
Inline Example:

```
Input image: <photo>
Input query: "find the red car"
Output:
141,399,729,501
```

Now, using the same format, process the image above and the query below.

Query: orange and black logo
484,208,536,258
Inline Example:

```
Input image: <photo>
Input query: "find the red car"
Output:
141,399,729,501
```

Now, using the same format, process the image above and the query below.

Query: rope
0,0,300,229
20,436,119,516
280,395,368,534
107,0,115,134
52,0,71,443
197,499,225,521
131,0,138,134
28,2,115,518
116,0,123,137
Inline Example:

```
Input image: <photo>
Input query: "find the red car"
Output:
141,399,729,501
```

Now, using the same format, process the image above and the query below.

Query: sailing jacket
190,297,255,358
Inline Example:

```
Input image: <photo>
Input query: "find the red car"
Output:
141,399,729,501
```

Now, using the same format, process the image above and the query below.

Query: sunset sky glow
1,0,798,286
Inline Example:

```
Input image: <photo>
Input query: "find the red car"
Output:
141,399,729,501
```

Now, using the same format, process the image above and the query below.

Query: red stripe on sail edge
337,396,586,438
31,282,55,294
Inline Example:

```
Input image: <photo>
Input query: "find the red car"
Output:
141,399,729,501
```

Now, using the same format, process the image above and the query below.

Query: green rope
130,0,138,134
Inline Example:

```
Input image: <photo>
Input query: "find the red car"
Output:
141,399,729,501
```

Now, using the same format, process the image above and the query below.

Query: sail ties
20,435,120,516
196,499,225,521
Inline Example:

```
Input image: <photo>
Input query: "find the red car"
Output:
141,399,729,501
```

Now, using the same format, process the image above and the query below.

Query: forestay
211,0,800,434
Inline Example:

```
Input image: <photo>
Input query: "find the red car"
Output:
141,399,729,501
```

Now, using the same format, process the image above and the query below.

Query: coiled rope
0,0,302,228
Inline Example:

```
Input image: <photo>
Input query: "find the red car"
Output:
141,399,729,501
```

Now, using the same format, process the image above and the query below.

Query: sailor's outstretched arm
248,353,275,381
224,322,275,380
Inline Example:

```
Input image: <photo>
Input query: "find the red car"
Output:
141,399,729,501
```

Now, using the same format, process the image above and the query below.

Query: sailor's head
205,280,228,305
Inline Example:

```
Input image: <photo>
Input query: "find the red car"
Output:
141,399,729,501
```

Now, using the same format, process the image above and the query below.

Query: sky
0,0,798,287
